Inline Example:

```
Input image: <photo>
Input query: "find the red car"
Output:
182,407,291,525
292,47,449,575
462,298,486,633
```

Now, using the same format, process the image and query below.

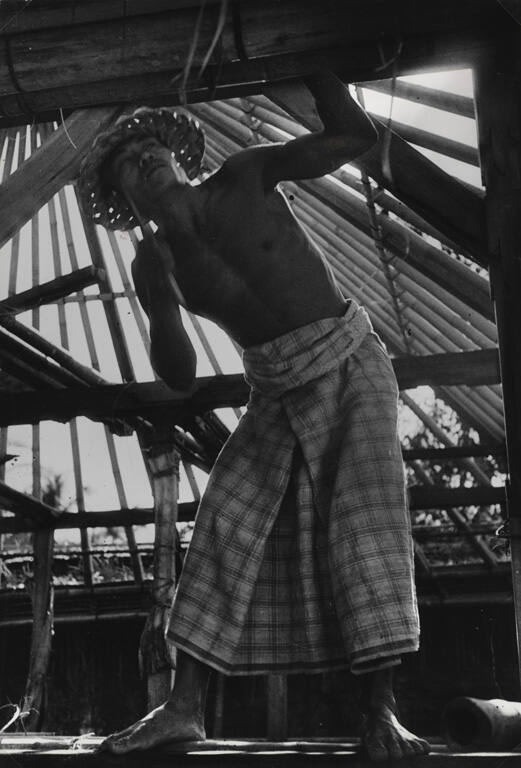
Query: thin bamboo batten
360,80,475,119
43,142,94,588
293,190,489,362
8,128,27,296
366,116,479,167
103,424,145,584
292,188,493,352
303,227,411,350
76,190,135,383
107,229,151,353
299,173,492,315
57,187,101,370
182,460,201,502
0,129,17,491
54,177,145,583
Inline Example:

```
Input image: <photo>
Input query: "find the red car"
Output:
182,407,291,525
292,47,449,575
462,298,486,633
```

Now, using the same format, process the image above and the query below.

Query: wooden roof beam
0,266,104,315
267,80,488,266
0,1,505,126
0,107,119,252
0,349,500,427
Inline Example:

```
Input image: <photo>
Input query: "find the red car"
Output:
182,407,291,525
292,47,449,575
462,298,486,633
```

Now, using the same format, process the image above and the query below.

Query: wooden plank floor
1,736,521,767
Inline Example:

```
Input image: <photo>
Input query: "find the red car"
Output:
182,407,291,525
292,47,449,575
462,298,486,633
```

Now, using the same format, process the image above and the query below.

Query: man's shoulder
221,144,275,177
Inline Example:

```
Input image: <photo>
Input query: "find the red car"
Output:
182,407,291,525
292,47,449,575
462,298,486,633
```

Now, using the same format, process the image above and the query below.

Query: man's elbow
158,367,196,394
152,350,197,394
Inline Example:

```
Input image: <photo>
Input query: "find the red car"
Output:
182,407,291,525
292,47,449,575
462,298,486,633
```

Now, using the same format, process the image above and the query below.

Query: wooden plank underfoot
0,737,520,766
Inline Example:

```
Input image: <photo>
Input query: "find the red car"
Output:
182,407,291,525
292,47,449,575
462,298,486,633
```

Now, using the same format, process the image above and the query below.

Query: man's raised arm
235,71,377,189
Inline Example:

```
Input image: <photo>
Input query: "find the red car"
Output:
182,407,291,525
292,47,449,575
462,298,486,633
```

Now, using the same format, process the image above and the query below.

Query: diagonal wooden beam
0,479,61,524
0,266,104,315
267,80,488,266
0,107,119,251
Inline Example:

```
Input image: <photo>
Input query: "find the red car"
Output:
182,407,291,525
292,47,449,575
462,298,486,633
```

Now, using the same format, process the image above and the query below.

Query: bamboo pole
359,80,476,119
43,141,94,588
0,266,104,315
19,152,56,729
19,521,54,730
140,440,179,710
292,187,493,353
367,116,479,167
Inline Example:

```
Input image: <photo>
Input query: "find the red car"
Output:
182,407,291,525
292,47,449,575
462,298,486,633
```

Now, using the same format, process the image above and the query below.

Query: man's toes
365,740,389,763
397,739,416,758
414,739,431,755
387,736,407,760
108,734,144,754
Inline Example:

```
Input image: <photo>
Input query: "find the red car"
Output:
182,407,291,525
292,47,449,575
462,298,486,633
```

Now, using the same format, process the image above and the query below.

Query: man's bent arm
132,239,196,392
231,71,377,188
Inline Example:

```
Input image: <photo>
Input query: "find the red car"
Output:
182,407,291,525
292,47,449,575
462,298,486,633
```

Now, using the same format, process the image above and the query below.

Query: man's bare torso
154,152,346,348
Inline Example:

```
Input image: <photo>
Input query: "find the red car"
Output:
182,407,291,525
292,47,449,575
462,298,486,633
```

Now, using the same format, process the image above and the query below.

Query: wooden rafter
0,349,500,427
0,1,507,126
0,107,119,251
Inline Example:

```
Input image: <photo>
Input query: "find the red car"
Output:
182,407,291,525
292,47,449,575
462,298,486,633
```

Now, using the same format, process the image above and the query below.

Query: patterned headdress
77,107,205,231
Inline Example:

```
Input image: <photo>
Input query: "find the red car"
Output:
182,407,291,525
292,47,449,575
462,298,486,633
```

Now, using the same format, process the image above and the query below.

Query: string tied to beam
171,0,229,105
356,85,413,355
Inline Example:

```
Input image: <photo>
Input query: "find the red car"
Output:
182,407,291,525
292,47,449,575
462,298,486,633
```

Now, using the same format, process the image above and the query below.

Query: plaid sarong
167,301,420,675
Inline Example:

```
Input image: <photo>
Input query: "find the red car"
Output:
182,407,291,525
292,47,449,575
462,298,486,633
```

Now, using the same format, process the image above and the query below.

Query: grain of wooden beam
0,2,503,125
0,107,119,251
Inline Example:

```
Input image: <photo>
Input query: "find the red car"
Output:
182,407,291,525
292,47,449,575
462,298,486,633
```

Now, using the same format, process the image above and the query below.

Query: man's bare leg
359,667,430,762
101,650,210,753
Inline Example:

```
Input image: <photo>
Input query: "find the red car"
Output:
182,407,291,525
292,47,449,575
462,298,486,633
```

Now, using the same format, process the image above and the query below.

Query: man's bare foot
100,701,206,754
362,703,430,762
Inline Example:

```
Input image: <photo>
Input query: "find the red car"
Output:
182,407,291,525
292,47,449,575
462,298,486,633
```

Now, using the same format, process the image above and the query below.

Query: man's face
104,135,189,217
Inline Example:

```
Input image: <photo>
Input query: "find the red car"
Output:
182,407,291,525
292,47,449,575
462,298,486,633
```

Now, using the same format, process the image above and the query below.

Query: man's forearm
304,71,377,145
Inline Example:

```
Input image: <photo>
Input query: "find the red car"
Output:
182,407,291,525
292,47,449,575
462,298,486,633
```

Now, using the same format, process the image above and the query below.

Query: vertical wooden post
21,525,55,730
474,28,521,690
266,674,288,741
140,436,179,710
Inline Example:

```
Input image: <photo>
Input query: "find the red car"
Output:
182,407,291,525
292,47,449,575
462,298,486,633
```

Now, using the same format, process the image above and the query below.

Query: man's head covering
77,107,205,231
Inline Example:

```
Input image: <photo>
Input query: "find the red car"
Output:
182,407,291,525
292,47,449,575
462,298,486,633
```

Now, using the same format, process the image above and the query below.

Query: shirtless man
78,71,429,762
